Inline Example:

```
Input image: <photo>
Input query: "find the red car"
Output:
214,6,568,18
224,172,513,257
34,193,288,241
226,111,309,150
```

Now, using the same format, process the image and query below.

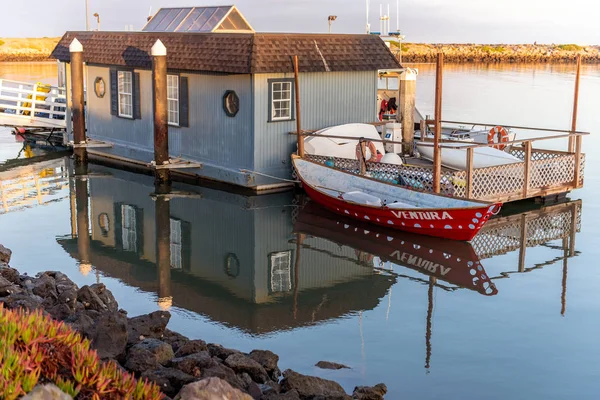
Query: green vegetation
0,40,4,47
0,305,164,400
557,44,583,51
481,45,505,53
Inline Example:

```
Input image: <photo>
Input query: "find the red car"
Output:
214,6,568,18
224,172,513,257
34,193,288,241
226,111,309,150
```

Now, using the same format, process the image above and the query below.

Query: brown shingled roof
51,31,402,74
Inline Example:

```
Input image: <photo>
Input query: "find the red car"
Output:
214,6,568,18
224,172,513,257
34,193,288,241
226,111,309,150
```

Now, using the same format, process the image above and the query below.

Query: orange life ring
488,126,510,150
355,141,378,162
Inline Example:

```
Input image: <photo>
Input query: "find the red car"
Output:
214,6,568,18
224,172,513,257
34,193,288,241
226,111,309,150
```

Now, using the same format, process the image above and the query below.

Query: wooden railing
0,79,67,128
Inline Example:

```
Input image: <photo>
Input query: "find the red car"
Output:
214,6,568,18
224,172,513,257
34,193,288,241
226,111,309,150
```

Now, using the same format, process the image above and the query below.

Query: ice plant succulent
0,304,164,399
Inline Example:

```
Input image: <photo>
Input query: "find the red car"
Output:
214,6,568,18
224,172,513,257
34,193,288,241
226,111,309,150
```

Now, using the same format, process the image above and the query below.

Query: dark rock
167,351,214,377
90,283,118,312
260,390,301,400
141,366,197,398
280,370,350,400
243,376,263,400
208,343,241,360
92,311,128,359
46,303,74,321
53,272,78,309
0,276,21,297
22,384,73,400
33,273,58,299
127,310,171,345
1,293,43,311
0,267,20,285
65,311,96,337
225,353,269,383
201,362,246,391
315,361,351,370
125,338,174,373
0,244,11,264
77,285,109,312
174,377,253,400
352,384,387,400
175,339,208,357
249,350,281,380
258,381,281,395
163,329,191,354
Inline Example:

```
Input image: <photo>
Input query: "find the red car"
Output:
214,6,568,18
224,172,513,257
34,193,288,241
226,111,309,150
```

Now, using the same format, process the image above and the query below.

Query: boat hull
301,181,499,241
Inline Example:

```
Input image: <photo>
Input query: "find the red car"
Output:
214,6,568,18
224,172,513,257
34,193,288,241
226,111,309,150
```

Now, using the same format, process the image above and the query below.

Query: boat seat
387,201,418,209
341,191,382,207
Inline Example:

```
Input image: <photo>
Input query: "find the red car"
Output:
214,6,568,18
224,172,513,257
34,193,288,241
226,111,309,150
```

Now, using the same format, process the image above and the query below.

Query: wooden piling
569,54,581,153
155,180,172,311
432,53,443,193
152,40,169,175
465,147,474,198
400,68,416,155
293,55,304,157
70,39,86,145
74,161,91,274
523,141,532,197
573,134,582,187
359,141,367,175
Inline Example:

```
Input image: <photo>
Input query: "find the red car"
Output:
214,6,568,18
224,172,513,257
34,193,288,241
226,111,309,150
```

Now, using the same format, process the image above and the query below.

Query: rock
77,285,109,312
22,384,73,400
45,303,75,321
352,384,387,400
280,370,350,400
167,351,215,377
174,377,253,400
0,244,11,264
1,293,43,311
244,377,263,400
258,381,281,396
249,350,281,380
315,361,351,370
125,338,174,373
201,362,246,391
92,311,128,359
163,329,191,354
65,310,97,337
141,366,197,398
0,267,20,285
225,353,269,383
33,273,58,299
90,283,118,312
175,339,208,357
260,390,301,400
208,343,241,360
0,276,21,297
127,310,171,345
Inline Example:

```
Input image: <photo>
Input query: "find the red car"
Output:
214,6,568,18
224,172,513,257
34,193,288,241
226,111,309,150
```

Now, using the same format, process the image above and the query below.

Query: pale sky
2,0,598,44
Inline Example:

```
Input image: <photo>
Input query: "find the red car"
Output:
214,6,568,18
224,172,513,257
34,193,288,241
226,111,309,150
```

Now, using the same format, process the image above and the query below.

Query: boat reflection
294,202,497,296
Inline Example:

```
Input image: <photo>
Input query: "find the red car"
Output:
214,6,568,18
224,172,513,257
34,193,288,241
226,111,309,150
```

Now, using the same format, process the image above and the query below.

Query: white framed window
167,75,179,126
170,218,183,269
270,80,292,121
121,204,137,252
270,251,292,293
117,71,133,118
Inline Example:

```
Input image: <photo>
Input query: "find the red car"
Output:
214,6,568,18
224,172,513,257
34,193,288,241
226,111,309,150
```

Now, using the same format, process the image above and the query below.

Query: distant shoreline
0,37,598,63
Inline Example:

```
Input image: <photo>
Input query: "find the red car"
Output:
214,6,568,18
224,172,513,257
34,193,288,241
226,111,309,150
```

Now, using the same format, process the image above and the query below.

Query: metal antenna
396,0,399,32
85,0,90,31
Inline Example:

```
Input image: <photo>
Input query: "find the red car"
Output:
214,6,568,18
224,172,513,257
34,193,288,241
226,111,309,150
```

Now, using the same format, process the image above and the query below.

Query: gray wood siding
252,71,378,178
85,66,254,169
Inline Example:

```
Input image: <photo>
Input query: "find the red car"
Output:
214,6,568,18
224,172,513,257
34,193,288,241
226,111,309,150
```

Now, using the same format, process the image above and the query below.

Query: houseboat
50,5,402,192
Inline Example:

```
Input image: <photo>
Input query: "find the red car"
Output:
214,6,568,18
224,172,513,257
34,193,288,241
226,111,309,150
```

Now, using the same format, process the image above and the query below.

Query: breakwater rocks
0,244,386,400
397,43,600,63
0,37,60,62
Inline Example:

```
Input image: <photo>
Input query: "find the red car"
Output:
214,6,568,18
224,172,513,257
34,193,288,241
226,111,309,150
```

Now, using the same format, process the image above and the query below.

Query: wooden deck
0,79,67,129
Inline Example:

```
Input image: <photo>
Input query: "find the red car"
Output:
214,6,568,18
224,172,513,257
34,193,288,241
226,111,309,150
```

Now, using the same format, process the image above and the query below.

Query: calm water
1,63,599,400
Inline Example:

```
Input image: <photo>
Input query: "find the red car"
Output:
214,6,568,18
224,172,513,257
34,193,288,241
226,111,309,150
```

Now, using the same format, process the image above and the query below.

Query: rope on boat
239,169,300,183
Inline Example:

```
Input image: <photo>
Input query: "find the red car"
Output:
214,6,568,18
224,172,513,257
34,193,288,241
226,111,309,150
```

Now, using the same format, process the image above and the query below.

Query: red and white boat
292,155,501,241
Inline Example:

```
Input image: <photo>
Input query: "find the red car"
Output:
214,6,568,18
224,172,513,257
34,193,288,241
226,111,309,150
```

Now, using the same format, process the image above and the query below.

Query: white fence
0,79,67,128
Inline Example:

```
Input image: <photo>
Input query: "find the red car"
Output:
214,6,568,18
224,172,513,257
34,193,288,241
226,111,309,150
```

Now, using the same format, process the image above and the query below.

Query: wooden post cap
151,39,167,56
69,38,83,53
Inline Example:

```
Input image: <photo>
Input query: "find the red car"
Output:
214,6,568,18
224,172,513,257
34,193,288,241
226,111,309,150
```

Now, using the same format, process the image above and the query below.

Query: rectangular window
270,81,292,121
167,75,179,126
270,251,292,293
170,218,183,269
117,71,133,118
121,204,137,252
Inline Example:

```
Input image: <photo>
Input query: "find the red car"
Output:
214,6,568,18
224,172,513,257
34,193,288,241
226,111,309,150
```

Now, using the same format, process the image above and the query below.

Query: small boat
292,155,501,241
415,141,522,170
295,202,497,296
304,123,385,160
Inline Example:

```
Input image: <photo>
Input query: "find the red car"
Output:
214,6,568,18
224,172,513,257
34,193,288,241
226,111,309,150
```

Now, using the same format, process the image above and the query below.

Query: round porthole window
98,213,110,237
94,77,106,98
223,90,239,117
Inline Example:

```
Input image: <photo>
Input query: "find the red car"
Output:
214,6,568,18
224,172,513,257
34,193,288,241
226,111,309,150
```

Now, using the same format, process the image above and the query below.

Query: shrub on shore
557,44,583,51
0,304,163,400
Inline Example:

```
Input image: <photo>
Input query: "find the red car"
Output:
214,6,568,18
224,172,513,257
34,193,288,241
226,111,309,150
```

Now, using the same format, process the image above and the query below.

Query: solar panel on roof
142,6,254,33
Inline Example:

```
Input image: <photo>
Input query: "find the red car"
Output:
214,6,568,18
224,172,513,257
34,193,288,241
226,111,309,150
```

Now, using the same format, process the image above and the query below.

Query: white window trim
270,251,292,293
170,218,183,270
117,71,133,119
167,74,180,127
270,80,293,122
